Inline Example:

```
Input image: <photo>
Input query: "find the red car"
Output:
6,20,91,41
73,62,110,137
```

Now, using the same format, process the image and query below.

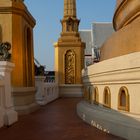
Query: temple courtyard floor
0,98,125,140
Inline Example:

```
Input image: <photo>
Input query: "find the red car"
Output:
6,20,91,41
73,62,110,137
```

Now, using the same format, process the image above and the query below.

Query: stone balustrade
35,76,59,105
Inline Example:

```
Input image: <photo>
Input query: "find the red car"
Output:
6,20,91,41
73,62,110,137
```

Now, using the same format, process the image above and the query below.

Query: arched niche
118,86,129,111
103,86,111,108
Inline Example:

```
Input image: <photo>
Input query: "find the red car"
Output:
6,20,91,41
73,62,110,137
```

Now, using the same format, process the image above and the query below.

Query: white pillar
0,61,18,126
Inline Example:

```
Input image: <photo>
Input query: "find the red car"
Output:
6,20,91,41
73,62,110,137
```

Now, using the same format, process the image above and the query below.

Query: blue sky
25,0,116,70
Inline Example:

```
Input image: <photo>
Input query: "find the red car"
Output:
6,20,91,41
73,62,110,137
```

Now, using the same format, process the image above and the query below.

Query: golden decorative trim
64,50,76,84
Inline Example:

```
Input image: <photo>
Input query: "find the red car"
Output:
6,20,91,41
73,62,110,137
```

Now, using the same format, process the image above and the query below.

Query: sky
24,0,116,70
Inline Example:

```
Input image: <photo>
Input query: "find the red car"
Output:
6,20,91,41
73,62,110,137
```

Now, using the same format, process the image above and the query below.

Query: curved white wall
82,52,140,114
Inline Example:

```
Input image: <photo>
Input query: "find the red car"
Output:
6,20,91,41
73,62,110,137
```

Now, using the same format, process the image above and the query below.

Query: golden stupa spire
64,0,77,18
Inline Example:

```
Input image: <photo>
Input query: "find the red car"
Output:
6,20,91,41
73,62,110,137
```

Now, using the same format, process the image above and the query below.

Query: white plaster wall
96,84,140,114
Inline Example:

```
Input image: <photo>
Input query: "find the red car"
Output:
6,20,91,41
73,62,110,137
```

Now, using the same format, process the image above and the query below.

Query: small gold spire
64,0,76,18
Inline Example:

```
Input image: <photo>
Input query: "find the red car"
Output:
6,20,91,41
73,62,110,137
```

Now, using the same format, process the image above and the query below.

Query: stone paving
0,98,125,140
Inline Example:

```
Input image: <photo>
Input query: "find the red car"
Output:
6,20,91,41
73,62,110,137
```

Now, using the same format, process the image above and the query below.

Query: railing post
35,76,46,105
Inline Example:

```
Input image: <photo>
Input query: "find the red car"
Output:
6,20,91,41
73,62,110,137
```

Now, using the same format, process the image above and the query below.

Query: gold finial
64,0,76,18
